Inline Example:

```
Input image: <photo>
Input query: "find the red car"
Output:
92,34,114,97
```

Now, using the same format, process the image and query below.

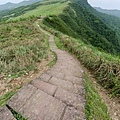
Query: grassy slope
11,0,69,20
0,0,68,108
22,1,69,16
0,17,50,77
85,74,110,120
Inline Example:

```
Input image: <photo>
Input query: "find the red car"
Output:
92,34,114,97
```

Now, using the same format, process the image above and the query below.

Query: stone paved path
0,24,86,120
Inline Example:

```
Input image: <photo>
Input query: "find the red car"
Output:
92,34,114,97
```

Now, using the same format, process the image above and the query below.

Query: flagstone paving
0,24,85,120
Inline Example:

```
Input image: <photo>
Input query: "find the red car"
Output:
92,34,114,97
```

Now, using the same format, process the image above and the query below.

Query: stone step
62,107,85,120
31,79,57,96
0,106,15,120
54,87,85,112
49,77,74,92
17,89,66,120
8,84,37,112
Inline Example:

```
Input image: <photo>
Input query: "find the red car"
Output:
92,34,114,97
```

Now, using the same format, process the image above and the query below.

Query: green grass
0,91,16,107
85,74,110,120
47,51,57,67
13,1,69,20
54,36,64,49
24,2,69,16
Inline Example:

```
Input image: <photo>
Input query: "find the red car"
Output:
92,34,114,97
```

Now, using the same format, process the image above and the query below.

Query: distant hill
0,0,42,11
94,7,120,18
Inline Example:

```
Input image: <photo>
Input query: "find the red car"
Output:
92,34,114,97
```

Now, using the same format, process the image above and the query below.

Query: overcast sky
0,0,24,5
88,0,120,10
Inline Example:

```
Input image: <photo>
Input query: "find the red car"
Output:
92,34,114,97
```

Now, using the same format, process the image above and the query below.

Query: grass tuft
85,74,110,120
0,91,17,107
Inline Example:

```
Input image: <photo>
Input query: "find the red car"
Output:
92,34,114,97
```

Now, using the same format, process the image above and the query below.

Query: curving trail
0,23,86,120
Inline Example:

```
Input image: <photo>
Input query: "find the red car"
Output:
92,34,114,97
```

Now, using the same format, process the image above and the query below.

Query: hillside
78,0,120,48
0,0,42,11
44,0,120,54
0,0,67,21
95,7,120,18
0,0,120,119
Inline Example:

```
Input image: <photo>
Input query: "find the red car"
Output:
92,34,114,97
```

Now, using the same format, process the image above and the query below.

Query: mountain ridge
0,0,42,11
94,7,120,18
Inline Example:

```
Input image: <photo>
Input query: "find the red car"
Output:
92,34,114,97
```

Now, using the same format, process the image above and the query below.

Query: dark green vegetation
85,75,110,120
95,7,120,18
0,17,50,78
44,0,120,55
79,0,120,49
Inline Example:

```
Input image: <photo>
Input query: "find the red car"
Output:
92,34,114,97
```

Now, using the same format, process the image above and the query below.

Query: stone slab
50,67,61,72
62,107,85,120
55,88,83,110
31,79,57,96
47,70,65,79
67,68,83,78
64,75,84,86
49,77,73,92
0,106,15,120
39,73,52,82
8,84,37,112
19,89,66,120
74,84,85,97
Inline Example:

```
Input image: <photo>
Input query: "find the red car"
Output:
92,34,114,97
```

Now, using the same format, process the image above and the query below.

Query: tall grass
85,74,110,120
0,17,50,78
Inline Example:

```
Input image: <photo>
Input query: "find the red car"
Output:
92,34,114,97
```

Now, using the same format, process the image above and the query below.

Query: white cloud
88,0,120,10
0,0,24,5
